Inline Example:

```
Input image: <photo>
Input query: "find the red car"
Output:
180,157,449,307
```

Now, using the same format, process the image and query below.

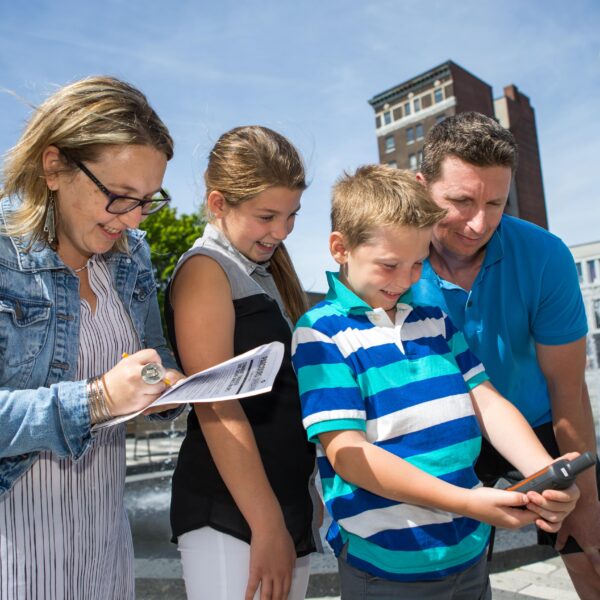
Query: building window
383,111,392,125
436,114,446,124
434,88,443,103
575,262,583,283
594,299,600,329
409,153,417,170
594,333,600,368
385,135,395,153
406,127,415,144
588,259,597,283
417,150,423,167
415,123,424,140
414,97,421,112
404,102,411,116
387,161,398,169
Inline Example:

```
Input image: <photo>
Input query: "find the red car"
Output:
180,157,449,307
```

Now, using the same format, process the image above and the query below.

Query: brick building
368,61,548,228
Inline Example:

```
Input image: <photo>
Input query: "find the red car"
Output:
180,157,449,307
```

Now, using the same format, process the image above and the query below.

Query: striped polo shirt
291,271,491,581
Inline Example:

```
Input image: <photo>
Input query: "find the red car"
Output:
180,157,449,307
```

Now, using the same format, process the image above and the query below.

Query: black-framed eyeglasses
70,157,170,215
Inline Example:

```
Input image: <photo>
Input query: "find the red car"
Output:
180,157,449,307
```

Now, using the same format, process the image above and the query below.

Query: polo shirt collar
202,223,270,278
481,218,504,269
325,271,373,314
325,271,413,318
421,220,506,289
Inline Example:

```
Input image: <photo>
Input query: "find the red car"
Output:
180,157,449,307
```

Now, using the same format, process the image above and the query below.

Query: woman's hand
142,368,185,415
102,349,172,416
246,519,296,600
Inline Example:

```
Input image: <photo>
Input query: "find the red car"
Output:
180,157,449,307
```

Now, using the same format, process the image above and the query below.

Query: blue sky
1,1,599,291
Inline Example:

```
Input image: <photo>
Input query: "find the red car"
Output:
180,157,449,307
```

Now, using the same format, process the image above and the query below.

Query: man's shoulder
499,215,566,252
495,216,575,278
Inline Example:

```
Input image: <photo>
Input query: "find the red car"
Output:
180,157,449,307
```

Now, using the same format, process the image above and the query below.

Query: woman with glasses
0,76,182,599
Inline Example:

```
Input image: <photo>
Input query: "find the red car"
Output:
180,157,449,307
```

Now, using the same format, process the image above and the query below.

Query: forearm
0,381,92,459
472,382,553,476
552,383,598,504
537,340,598,503
323,431,471,514
195,401,285,531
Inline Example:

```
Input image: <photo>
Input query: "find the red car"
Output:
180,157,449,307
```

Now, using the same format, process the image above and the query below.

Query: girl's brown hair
205,126,308,322
1,75,173,252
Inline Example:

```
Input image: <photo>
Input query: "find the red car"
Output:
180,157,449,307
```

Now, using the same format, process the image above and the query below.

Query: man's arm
537,338,600,574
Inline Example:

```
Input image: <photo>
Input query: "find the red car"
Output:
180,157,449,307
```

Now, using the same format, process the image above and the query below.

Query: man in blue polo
412,111,600,598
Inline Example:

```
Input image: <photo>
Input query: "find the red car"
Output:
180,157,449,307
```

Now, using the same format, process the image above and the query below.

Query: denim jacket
0,199,179,495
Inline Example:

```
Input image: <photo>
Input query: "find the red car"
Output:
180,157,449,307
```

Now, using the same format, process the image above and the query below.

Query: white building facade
570,240,600,428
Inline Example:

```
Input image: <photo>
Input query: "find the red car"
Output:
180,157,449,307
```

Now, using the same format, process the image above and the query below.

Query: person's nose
466,208,487,236
395,268,414,291
271,218,291,241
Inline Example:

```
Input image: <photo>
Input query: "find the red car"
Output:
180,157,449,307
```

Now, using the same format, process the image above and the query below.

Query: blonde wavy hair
1,75,173,253
205,126,308,323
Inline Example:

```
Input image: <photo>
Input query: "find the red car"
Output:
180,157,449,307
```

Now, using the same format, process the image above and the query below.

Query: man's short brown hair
331,165,447,249
420,111,518,183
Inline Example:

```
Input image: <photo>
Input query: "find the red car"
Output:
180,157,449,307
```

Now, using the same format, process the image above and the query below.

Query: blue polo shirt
410,215,588,428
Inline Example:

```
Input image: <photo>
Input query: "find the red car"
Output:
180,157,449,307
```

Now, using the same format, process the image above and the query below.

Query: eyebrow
105,181,162,196
256,205,301,214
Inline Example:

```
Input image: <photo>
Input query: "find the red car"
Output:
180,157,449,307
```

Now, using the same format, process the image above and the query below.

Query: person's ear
207,191,228,218
329,231,350,265
415,171,427,187
42,145,64,190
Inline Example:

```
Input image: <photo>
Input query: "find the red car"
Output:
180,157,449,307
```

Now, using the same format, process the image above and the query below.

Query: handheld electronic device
506,451,596,494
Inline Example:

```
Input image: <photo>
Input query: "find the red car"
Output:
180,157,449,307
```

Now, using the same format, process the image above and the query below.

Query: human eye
258,214,274,222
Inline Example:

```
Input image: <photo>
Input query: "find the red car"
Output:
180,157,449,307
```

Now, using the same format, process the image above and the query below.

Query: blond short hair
331,165,447,248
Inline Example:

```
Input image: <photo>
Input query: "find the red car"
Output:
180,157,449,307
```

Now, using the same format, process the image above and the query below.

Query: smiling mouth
257,241,277,250
381,289,402,298
101,224,123,235
457,233,484,243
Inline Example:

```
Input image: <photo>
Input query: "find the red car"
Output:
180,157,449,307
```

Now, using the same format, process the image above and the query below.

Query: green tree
140,206,205,327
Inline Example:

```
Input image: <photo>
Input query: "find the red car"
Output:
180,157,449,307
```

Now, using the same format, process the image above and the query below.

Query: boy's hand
465,487,539,529
524,484,580,533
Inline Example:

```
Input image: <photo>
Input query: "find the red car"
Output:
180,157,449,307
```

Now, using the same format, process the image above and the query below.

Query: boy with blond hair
291,165,579,598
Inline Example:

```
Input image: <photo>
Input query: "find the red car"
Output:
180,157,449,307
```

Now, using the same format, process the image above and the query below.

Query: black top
165,225,316,556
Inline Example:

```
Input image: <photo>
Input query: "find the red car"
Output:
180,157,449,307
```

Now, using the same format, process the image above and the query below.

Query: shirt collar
481,217,504,269
325,271,412,317
421,218,506,289
201,223,271,277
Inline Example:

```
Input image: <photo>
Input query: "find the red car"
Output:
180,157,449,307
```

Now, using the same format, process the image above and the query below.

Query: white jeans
178,527,311,600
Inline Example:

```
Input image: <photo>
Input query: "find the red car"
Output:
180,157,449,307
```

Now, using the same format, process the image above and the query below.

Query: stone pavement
125,433,581,599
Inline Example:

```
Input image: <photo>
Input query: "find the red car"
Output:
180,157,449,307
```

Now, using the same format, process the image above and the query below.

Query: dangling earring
44,190,57,249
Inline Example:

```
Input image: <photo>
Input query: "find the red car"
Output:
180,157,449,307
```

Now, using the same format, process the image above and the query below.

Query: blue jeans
338,552,491,600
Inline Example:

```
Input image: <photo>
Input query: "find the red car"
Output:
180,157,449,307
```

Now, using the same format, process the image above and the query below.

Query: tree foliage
140,206,205,323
